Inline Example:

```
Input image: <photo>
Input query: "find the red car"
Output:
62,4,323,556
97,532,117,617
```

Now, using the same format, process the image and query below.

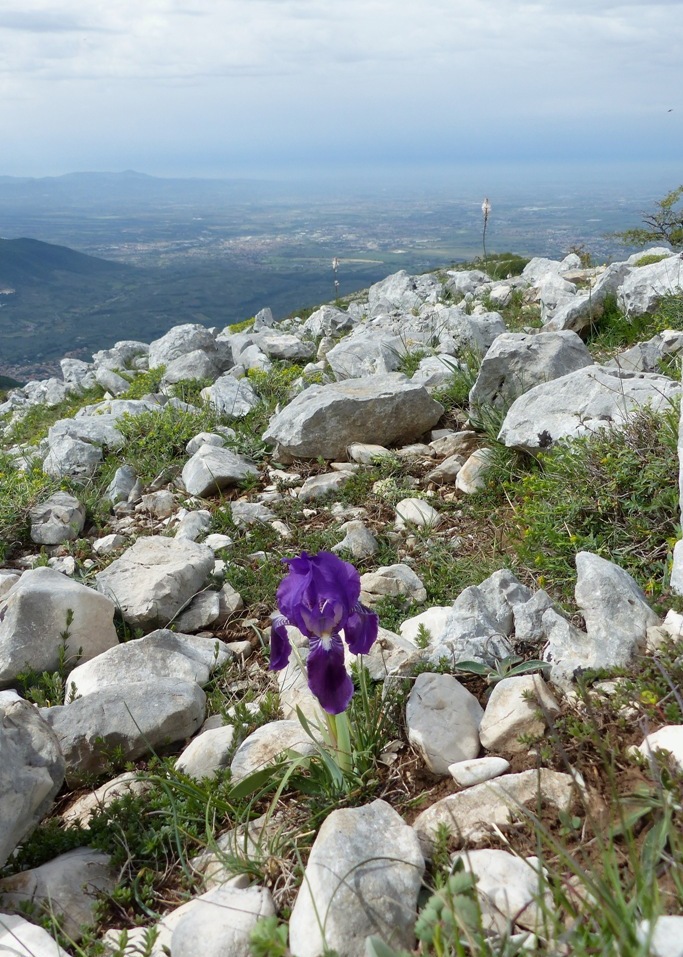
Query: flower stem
325,711,352,776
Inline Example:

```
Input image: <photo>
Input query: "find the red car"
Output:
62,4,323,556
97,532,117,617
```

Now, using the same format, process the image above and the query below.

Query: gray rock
92,533,127,555
148,323,217,368
104,464,138,504
406,673,484,774
0,568,118,687
259,333,315,361
230,501,275,526
368,269,442,313
252,306,275,331
413,354,461,389
361,564,427,604
289,799,425,957
469,331,594,411
186,431,229,455
0,698,65,868
170,885,275,957
42,432,103,480
200,374,260,419
263,374,443,460
42,678,206,782
0,848,116,941
95,365,131,395
413,768,577,855
575,552,659,667
298,471,352,501
30,491,86,545
182,445,259,497
426,453,464,483
332,520,379,560
66,629,232,699
0,912,71,956
230,720,317,784
605,335,666,374
499,366,680,451
48,413,124,450
174,591,221,632
301,303,356,337
60,357,97,393
95,536,215,630
326,331,405,380
160,349,223,387
619,253,683,316
140,489,175,519
479,675,560,753
445,268,488,296
633,726,683,773
175,509,212,541
429,569,531,666
175,725,236,780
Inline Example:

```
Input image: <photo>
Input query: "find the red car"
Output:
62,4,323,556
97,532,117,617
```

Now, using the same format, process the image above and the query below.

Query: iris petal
269,616,293,671
307,634,354,714
344,603,379,655
276,551,362,639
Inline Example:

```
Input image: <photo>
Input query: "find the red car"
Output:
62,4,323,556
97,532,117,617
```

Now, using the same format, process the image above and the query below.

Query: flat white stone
448,756,510,787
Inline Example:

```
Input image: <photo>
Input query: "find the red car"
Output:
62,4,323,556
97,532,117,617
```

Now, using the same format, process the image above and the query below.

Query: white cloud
0,0,681,174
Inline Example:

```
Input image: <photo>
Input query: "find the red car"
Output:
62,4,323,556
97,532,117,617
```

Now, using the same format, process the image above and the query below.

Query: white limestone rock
0,698,65,868
469,331,594,411
298,471,353,501
148,323,217,368
181,444,259,497
289,799,425,957
95,535,215,629
633,726,683,772
0,912,71,956
448,756,510,787
360,563,427,604
263,373,443,461
455,448,494,493
395,497,441,530
428,569,531,667
413,768,578,855
574,551,659,667
326,331,405,380
452,848,549,933
332,520,379,560
406,672,483,774
66,629,232,699
619,253,683,316
30,490,86,545
61,771,149,828
499,366,680,452
230,720,317,785
200,374,260,419
42,678,206,782
175,725,236,780
0,568,118,688
0,848,116,941
637,916,683,957
479,674,560,753
170,884,275,957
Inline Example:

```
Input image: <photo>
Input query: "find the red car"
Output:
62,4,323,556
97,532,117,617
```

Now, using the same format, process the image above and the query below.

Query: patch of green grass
0,454,60,560
485,403,680,606
2,386,105,447
587,292,683,361
118,366,166,399
115,403,225,484
635,253,671,267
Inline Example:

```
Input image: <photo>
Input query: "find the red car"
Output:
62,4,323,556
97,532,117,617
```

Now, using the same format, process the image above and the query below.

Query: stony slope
1,248,683,956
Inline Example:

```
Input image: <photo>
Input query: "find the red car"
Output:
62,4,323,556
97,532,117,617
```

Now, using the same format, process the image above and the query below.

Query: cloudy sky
1,0,681,181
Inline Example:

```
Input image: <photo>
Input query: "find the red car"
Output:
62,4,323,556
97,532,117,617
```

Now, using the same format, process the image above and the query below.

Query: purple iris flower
269,551,379,714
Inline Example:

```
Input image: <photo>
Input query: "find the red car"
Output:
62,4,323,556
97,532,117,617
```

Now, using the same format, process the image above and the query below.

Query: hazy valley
0,170,656,382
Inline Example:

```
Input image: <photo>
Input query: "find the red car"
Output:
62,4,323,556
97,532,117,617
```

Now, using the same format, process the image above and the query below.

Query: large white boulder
264,373,443,460
95,536,215,630
0,568,118,688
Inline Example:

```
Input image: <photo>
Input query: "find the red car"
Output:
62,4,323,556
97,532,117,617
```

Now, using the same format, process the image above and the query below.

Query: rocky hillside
1,247,683,957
